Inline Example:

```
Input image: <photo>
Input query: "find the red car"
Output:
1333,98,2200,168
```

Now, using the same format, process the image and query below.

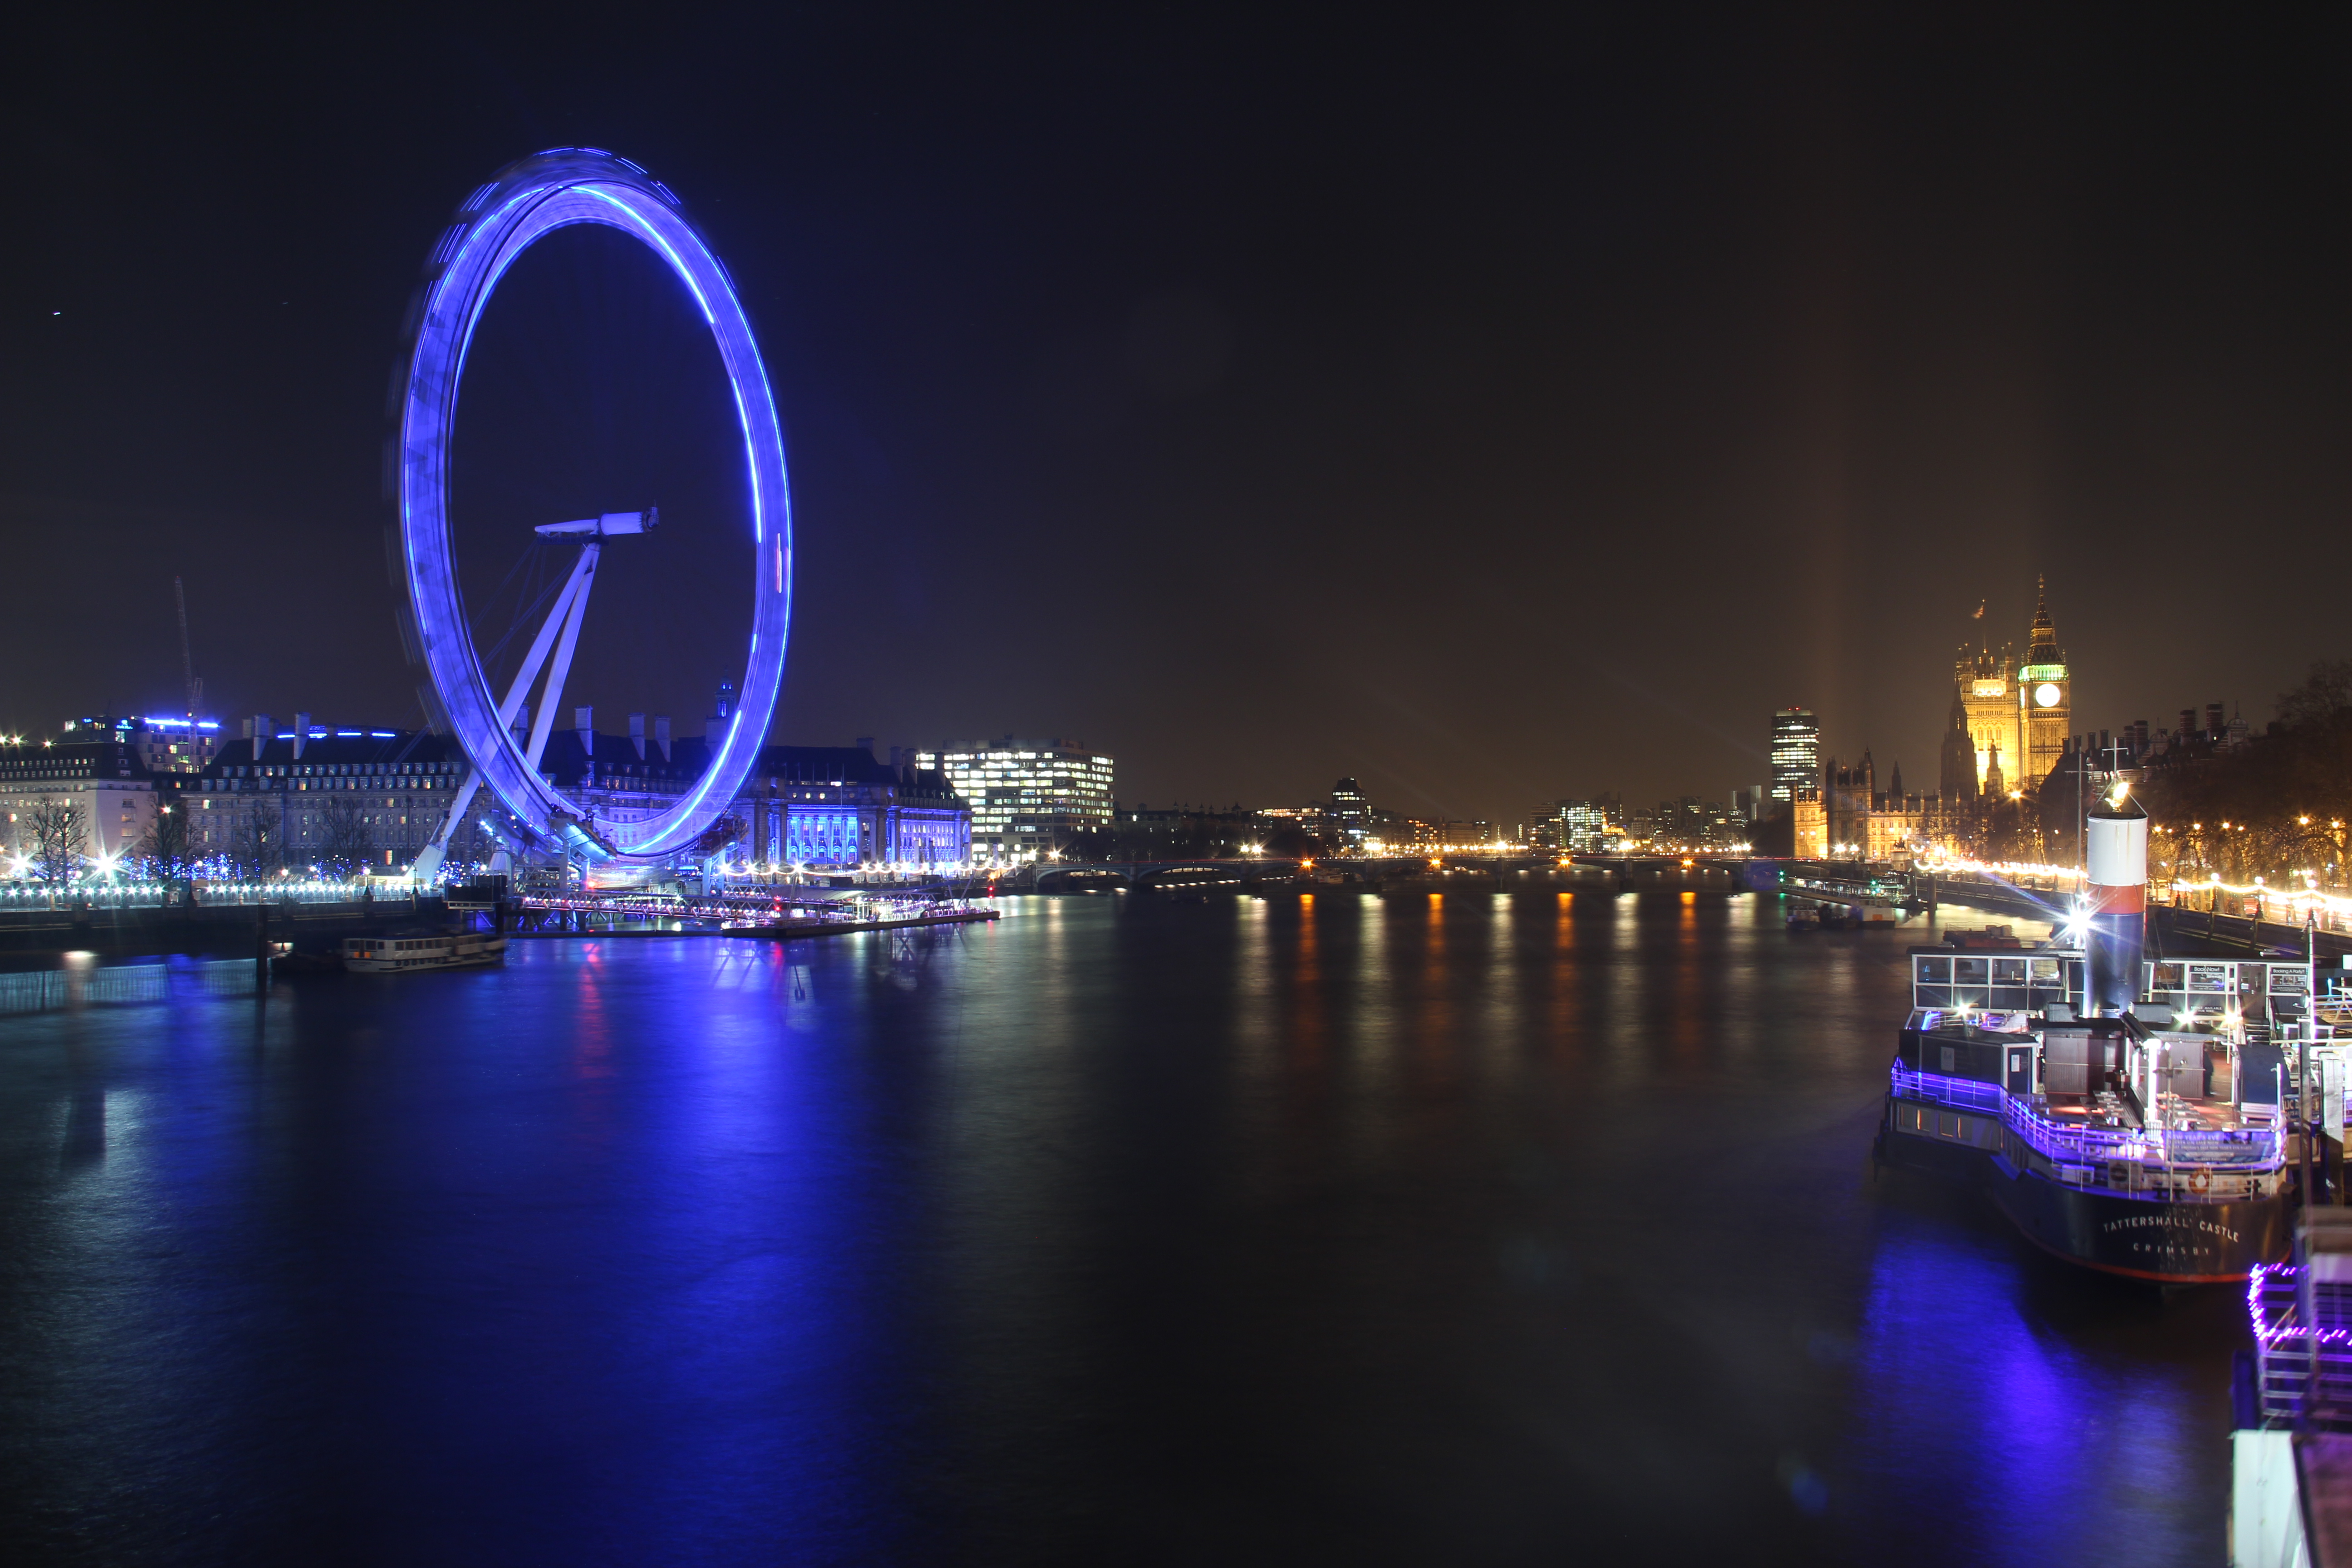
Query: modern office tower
1769,708,1819,804
1330,778,1369,845
2016,578,2071,790
916,737,1114,862
1541,799,1613,853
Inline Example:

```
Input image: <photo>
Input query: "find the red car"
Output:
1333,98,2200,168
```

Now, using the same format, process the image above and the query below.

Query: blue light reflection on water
1838,1205,2236,1565
0,893,2249,1565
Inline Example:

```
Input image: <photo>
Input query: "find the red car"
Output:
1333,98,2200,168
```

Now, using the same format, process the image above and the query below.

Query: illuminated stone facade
0,740,160,863
1954,645,2020,796
1950,578,2071,799
1792,785,1827,859
2017,579,2071,791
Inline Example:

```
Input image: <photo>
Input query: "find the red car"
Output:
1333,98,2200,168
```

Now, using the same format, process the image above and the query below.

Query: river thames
1,889,2244,1564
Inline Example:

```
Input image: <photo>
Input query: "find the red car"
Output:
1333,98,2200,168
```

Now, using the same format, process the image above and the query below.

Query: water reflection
0,897,2235,1564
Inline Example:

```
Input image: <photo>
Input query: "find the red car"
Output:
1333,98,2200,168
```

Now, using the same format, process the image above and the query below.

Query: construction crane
173,575,202,720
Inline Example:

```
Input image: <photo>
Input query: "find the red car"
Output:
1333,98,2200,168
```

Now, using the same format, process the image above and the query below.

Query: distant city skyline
4,16,2345,819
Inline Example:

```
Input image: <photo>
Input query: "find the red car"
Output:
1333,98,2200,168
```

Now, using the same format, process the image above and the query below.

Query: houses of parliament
1798,582,2073,858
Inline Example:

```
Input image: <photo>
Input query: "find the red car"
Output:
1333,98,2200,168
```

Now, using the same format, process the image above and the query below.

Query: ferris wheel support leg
413,544,601,887
410,766,488,884
525,545,599,771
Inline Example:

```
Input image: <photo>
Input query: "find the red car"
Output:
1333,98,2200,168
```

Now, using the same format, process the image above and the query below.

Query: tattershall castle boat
1877,788,2310,1284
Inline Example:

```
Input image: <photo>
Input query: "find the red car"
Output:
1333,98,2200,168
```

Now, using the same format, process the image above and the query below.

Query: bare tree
316,790,374,880
136,803,197,902
2276,659,2352,732
25,799,88,901
225,793,286,883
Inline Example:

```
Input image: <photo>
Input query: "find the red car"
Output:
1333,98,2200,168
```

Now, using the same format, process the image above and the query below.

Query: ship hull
1880,1092,2291,1284
1878,1100,2002,1182
345,938,508,974
1982,1156,2290,1284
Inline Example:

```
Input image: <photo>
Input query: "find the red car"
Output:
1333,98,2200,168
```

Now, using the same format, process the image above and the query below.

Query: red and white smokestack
2084,785,2149,1017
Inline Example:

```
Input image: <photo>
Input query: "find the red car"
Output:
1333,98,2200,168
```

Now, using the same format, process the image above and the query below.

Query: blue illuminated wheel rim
393,148,790,860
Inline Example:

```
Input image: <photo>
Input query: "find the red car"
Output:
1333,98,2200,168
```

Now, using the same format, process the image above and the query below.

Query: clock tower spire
2017,576,2071,794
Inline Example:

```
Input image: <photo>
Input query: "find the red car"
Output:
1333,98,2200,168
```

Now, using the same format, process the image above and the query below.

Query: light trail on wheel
392,149,792,873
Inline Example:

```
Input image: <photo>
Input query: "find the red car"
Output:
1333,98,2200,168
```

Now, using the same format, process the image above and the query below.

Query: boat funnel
2085,784,2148,1017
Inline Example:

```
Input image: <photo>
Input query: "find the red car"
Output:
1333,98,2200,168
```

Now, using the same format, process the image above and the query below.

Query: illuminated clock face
2034,682,2063,708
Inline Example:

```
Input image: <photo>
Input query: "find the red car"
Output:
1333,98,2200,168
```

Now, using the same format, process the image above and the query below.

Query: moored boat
342,932,508,973
1879,786,2304,1284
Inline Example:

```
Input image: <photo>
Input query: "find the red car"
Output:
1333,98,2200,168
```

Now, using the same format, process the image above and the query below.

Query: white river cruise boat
342,932,508,973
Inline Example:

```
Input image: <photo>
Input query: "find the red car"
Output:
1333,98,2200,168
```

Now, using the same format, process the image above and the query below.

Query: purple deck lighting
392,148,792,861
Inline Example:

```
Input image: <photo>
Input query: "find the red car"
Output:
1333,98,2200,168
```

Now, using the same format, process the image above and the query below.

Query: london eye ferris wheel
390,149,792,876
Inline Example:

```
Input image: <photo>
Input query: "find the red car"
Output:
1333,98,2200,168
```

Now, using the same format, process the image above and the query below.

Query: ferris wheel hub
534,508,660,539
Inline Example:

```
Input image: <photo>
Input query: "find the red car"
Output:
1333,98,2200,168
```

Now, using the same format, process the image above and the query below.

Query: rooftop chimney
576,706,594,757
653,715,671,763
629,713,647,761
512,703,530,752
247,714,272,760
292,711,309,760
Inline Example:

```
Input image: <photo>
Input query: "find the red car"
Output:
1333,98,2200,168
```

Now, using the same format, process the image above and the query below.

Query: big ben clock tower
2016,577,2070,793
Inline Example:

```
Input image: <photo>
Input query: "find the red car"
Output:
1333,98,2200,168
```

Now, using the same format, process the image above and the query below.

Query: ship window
1992,959,2028,985
2153,963,2185,991
1916,985,1952,1008
1953,988,1990,1009
2188,964,2230,992
1916,956,1951,984
1954,958,1989,985
2273,968,2311,995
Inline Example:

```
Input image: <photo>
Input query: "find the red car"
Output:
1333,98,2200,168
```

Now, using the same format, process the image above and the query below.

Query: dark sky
3,8,2345,823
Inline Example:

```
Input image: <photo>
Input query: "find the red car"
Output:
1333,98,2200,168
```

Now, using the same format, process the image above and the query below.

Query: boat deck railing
1889,1065,2005,1115
1889,1064,2283,1166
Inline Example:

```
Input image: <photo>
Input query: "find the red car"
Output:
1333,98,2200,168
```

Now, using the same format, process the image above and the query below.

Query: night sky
3,9,2344,822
